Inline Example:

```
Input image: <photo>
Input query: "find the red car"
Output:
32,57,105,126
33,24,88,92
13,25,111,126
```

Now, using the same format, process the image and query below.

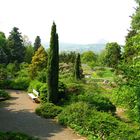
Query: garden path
0,90,86,140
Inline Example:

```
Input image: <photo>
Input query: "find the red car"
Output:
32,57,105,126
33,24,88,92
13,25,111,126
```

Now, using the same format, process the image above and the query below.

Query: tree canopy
104,42,121,68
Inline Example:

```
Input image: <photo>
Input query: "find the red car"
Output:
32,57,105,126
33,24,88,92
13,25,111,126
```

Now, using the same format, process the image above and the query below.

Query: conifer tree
74,53,83,80
47,22,59,104
34,36,41,51
7,27,25,63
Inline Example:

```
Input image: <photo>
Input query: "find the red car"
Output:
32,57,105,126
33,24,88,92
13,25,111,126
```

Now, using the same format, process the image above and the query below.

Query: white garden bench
28,89,40,103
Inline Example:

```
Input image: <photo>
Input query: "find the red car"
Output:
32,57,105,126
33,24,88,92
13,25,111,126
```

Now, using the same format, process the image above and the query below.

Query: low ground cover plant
58,102,140,140
0,131,38,140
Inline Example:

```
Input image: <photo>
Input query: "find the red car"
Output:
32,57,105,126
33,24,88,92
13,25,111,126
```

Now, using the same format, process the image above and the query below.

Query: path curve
0,90,86,140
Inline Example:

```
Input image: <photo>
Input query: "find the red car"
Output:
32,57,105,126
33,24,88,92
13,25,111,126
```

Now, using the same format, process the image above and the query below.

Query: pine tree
74,53,83,80
47,22,59,104
34,36,41,51
7,27,25,63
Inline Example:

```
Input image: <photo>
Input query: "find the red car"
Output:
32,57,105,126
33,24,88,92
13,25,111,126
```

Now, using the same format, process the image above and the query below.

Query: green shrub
58,81,66,99
17,63,29,78
36,69,47,83
58,102,89,127
0,131,38,140
0,89,10,100
39,84,48,103
36,102,62,118
58,102,140,140
112,85,140,122
11,77,30,90
0,79,13,89
0,65,7,80
67,82,83,94
78,93,116,113
28,80,44,92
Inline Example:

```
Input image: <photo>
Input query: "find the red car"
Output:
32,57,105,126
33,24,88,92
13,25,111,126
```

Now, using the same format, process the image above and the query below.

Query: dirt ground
0,90,86,140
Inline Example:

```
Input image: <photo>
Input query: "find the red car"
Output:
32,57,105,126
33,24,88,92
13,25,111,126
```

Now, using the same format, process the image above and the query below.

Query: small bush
0,131,38,140
58,102,89,127
36,102,62,118
0,89,10,100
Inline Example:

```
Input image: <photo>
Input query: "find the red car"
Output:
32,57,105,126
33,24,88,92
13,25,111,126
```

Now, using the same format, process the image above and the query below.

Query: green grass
92,68,114,78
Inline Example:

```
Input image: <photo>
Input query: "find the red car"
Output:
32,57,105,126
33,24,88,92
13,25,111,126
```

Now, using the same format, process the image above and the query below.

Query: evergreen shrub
36,102,62,118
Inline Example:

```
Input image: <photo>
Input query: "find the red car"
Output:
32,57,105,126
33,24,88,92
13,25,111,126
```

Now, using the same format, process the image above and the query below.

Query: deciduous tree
104,42,121,68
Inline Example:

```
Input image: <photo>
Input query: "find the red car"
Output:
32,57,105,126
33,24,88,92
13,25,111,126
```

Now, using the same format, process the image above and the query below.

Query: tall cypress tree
74,53,83,80
47,22,59,104
34,36,41,51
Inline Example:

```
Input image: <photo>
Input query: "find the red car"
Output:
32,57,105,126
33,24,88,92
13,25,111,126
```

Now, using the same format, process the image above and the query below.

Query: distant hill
44,43,106,53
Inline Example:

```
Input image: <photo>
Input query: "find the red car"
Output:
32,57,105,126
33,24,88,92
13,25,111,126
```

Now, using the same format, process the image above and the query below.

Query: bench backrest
33,89,39,97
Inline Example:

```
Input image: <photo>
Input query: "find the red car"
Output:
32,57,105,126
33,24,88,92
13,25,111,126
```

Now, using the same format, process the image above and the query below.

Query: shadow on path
0,90,84,140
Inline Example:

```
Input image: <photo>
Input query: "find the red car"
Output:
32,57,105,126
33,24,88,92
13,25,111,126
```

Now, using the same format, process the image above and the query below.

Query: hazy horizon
0,0,137,45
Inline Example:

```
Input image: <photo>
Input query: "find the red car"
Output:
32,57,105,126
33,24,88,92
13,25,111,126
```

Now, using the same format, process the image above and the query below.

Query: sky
0,0,137,45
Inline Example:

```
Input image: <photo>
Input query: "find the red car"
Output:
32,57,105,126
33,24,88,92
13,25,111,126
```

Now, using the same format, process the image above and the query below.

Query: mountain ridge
44,43,106,53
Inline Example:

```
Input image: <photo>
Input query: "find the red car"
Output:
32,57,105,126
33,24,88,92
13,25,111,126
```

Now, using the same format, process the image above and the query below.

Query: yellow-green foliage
29,46,47,79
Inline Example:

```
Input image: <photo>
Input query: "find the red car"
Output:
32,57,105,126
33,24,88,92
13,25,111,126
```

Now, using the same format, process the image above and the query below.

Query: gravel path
0,90,86,140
